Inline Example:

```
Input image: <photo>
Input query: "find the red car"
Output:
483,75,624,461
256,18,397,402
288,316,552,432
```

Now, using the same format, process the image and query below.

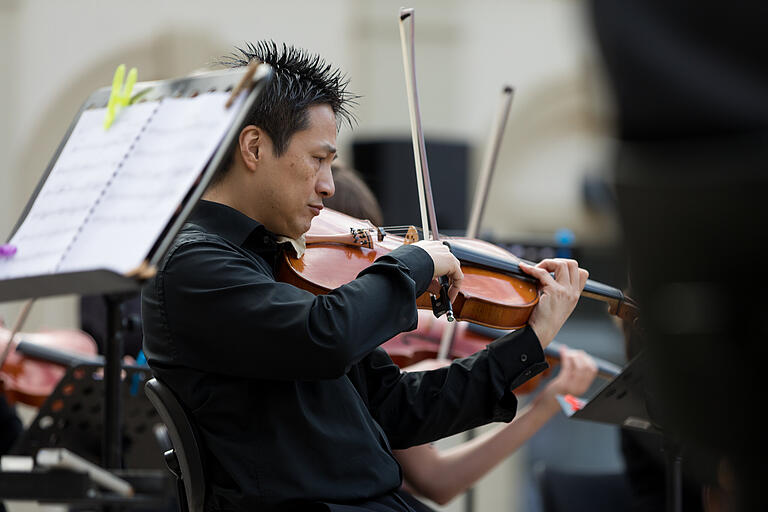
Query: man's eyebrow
324,144,337,154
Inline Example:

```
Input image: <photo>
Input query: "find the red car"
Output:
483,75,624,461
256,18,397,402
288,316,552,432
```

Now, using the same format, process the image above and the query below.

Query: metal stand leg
103,293,131,512
664,437,682,512
464,429,475,512
103,295,127,470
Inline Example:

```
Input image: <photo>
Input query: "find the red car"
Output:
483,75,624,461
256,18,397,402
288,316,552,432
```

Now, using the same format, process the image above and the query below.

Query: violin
278,207,638,332
278,207,537,329
0,324,99,407
382,309,622,394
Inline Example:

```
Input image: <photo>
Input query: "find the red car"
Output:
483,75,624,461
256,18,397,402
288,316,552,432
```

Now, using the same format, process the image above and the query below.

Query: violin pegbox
349,228,374,249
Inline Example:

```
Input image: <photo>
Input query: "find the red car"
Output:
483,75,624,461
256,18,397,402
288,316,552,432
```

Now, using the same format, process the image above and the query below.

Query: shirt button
263,236,271,245
524,370,532,376
520,354,528,362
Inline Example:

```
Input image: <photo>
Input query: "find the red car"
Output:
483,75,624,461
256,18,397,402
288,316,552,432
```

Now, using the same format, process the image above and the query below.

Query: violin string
354,225,450,240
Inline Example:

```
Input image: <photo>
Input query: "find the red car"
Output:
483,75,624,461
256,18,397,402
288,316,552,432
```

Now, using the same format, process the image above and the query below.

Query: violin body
278,208,540,330
0,325,98,407
381,310,488,367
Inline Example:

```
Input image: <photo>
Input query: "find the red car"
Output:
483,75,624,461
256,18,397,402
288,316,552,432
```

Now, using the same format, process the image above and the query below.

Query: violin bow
436,86,515,359
0,298,35,369
398,7,454,322
465,86,515,240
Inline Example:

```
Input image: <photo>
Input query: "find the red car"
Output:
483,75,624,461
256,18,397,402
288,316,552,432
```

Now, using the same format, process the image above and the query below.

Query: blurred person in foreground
590,1,768,509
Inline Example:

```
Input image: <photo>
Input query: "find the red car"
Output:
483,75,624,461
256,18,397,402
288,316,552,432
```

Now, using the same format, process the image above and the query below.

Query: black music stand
0,65,272,509
559,353,684,512
2,364,176,509
12,362,164,470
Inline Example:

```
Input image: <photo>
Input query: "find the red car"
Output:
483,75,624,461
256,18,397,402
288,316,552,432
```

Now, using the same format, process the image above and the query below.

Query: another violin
0,324,99,407
382,310,622,394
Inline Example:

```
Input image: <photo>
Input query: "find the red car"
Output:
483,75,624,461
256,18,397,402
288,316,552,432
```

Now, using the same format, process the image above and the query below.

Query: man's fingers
535,258,575,285
578,268,589,289
559,348,575,375
567,260,579,288
448,285,460,303
519,261,556,287
445,260,463,302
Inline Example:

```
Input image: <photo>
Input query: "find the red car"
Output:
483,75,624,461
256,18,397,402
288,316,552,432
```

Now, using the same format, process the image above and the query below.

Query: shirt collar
187,200,268,247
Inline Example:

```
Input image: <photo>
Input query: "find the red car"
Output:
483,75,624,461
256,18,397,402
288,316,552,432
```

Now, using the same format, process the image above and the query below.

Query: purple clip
0,244,17,258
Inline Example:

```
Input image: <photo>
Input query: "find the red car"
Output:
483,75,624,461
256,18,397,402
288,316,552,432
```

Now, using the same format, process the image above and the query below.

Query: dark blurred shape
537,467,632,512
621,429,706,512
352,138,469,233
0,394,22,456
581,174,616,212
590,1,768,509
80,293,143,358
591,2,768,140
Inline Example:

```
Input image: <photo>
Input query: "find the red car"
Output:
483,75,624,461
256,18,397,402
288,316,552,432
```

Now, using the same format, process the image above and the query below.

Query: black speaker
352,138,468,233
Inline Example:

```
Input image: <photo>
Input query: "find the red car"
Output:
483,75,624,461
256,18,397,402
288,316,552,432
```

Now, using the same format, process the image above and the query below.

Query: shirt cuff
487,325,549,393
384,244,435,295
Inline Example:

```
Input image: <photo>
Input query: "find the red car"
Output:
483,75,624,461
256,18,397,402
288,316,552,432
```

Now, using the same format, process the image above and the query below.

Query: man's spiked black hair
220,41,357,157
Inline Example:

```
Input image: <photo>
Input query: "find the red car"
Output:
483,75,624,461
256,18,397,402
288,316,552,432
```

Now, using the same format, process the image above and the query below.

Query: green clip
103,64,138,130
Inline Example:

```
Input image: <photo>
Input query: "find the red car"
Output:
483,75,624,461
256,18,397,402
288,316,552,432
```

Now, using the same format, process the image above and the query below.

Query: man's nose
317,163,335,198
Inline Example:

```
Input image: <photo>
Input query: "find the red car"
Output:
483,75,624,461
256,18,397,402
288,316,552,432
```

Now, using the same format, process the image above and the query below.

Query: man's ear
238,125,264,172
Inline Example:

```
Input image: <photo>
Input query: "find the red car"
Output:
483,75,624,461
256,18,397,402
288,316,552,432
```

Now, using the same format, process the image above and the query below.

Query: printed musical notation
1,91,243,280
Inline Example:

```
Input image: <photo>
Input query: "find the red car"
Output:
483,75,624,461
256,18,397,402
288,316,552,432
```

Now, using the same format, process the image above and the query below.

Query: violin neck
445,242,637,322
545,341,622,379
15,340,103,367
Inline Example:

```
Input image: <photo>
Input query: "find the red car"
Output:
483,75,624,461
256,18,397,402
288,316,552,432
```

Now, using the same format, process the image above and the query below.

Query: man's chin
286,220,312,240
302,216,315,234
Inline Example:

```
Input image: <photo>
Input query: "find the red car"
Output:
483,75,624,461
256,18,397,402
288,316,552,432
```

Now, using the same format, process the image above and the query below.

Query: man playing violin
141,41,589,511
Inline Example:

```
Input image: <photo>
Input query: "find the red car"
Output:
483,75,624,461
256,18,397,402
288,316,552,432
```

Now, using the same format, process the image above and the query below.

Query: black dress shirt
142,200,547,511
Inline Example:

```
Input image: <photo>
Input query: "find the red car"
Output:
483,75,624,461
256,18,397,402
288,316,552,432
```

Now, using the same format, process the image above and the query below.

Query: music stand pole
104,293,129,470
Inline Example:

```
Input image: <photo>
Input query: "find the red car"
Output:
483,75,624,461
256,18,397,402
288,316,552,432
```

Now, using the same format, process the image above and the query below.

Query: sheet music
0,90,245,280
0,104,156,279
60,92,242,274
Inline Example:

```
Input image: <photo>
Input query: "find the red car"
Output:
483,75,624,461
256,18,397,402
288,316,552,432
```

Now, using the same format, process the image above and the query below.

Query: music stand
559,353,684,512
0,64,272,508
12,362,164,470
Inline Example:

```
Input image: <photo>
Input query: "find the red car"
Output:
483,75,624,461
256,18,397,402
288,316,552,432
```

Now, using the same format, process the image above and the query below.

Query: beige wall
0,2,615,510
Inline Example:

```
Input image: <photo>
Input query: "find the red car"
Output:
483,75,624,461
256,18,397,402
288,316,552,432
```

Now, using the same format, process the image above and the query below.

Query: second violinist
141,41,589,512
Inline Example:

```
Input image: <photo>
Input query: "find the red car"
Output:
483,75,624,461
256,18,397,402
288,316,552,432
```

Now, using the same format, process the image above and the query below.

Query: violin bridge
404,226,419,244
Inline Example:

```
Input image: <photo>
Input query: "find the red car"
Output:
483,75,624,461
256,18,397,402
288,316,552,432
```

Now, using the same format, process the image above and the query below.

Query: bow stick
436,86,515,360
398,7,454,321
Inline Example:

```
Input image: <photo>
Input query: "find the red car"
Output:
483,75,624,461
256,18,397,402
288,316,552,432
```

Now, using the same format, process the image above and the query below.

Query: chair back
145,377,205,512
